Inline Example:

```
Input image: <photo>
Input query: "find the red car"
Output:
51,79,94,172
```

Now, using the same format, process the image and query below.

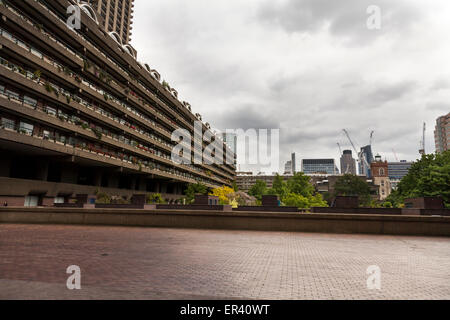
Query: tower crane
343,129,370,175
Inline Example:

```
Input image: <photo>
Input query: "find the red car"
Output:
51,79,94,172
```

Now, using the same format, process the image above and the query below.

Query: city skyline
131,0,450,171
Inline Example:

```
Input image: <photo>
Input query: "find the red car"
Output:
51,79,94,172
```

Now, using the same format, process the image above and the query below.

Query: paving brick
0,224,449,300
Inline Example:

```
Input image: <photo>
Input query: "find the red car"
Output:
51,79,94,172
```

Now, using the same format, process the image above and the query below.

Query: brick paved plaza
0,224,449,300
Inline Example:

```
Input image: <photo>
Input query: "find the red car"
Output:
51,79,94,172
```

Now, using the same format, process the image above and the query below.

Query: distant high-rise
302,159,339,175
88,0,135,44
434,113,450,153
291,153,297,173
340,150,357,175
284,160,293,175
359,145,374,177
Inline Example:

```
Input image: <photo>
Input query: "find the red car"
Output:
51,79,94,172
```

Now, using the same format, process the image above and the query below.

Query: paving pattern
0,224,449,300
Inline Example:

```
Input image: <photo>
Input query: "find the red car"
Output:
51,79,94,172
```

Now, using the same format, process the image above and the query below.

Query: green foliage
232,181,239,192
287,172,314,197
283,192,328,209
387,151,450,207
146,193,166,204
184,183,209,203
247,172,328,209
95,192,111,204
333,174,372,206
267,174,289,200
248,180,267,200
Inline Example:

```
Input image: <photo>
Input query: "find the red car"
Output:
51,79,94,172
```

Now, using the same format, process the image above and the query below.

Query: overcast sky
131,0,450,173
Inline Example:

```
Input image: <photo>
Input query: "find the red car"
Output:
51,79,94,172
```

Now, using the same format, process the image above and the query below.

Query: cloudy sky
131,0,450,173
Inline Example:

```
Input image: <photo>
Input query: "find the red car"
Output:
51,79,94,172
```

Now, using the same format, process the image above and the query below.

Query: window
1,117,15,130
379,168,385,176
19,122,33,135
24,95,37,108
24,195,39,207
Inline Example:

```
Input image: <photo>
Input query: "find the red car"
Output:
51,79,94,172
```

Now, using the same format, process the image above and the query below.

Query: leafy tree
210,186,235,205
232,181,239,192
333,174,372,206
388,151,450,208
184,183,208,203
268,174,289,200
287,172,314,197
248,180,267,200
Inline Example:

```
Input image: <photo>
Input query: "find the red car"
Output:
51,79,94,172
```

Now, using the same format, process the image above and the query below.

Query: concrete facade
0,0,236,205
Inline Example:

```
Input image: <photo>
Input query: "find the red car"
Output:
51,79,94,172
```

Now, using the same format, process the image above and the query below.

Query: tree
388,151,450,208
210,186,235,205
184,183,208,203
333,174,372,206
268,174,289,200
248,180,267,200
287,172,314,197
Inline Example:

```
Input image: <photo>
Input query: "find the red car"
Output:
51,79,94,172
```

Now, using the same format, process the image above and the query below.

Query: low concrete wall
1,207,449,237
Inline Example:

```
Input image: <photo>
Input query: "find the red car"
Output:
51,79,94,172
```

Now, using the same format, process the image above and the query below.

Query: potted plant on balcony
33,70,41,82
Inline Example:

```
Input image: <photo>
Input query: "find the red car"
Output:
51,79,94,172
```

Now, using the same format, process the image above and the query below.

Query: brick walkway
0,224,449,300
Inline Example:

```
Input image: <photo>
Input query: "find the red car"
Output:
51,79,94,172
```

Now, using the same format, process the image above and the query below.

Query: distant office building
291,153,297,173
434,112,450,153
340,150,357,175
284,160,293,175
88,0,135,44
359,145,374,177
388,160,413,190
370,155,391,200
388,161,413,180
302,159,339,175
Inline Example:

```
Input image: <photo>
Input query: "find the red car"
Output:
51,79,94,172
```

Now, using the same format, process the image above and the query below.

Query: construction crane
342,129,370,175
419,122,426,155
337,142,342,155
392,148,399,162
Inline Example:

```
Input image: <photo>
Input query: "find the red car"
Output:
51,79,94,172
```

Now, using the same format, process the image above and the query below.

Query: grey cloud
368,81,416,104
258,0,421,45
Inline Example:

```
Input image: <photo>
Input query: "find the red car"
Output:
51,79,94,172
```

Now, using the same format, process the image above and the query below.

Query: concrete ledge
0,207,449,237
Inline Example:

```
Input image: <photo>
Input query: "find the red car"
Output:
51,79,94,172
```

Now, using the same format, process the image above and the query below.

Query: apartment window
24,95,37,108
54,197,65,204
5,89,20,100
19,121,34,135
24,195,39,207
1,117,15,130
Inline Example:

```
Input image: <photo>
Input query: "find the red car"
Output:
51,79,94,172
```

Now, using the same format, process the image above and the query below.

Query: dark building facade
340,150,357,175
0,0,235,206
87,0,134,44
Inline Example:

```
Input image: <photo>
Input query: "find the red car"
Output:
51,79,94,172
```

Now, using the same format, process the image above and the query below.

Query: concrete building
312,174,379,202
434,112,450,153
0,0,235,206
220,132,237,159
87,0,135,44
236,172,290,192
340,150,357,175
370,155,391,200
302,159,339,175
